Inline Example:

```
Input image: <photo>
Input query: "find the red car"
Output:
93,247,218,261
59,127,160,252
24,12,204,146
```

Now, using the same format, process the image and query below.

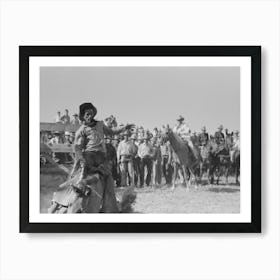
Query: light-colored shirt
74,120,124,153
138,142,154,158
117,140,138,158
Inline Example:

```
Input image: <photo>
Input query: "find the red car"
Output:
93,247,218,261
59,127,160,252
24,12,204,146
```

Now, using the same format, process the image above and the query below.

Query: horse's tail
119,187,137,213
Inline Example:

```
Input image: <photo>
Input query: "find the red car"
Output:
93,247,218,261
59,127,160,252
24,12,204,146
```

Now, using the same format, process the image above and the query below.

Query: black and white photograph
40,66,241,214
20,46,261,232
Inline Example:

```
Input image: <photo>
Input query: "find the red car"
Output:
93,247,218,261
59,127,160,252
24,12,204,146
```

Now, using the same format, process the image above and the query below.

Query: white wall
0,0,279,279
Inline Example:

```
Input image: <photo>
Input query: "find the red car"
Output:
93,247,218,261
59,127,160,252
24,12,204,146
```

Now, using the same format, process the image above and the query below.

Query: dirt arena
40,166,240,213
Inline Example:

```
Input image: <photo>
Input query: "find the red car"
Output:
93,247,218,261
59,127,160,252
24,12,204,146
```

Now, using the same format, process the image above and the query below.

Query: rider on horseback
173,115,192,147
72,102,134,212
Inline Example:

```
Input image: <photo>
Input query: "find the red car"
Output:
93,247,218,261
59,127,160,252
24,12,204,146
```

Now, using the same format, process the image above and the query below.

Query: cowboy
61,109,70,125
138,133,154,187
198,126,209,147
173,115,193,148
160,138,172,185
74,102,134,212
214,125,225,145
71,113,80,125
117,131,138,187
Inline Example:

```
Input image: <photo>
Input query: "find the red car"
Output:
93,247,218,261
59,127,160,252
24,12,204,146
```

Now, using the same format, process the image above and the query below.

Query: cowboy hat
64,131,71,136
72,113,78,117
79,102,97,121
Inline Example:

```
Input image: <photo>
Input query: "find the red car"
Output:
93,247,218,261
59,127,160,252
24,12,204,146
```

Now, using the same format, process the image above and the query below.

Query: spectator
71,113,80,125
117,131,137,187
138,133,154,187
61,109,70,125
55,111,62,123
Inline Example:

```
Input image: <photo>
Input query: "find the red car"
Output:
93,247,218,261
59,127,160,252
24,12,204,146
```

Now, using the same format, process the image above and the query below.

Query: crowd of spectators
40,112,240,188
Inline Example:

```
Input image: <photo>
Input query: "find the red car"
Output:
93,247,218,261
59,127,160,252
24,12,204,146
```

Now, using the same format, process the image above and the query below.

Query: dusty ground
40,166,240,213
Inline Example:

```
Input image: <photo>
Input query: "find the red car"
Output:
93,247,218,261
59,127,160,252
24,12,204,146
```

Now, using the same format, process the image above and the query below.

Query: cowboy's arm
103,122,134,135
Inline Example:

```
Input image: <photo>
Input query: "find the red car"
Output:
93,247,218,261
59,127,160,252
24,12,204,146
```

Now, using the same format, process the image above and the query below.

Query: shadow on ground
208,187,240,193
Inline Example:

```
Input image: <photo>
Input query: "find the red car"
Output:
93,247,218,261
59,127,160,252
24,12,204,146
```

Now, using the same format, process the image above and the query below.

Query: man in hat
138,133,154,187
117,131,138,187
214,125,225,145
61,109,70,125
198,126,209,147
73,102,134,212
71,113,80,125
173,115,193,148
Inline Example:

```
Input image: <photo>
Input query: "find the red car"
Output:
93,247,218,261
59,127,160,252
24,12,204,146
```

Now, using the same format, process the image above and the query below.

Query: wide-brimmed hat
218,125,223,130
73,113,78,117
53,131,60,135
65,131,71,136
79,102,97,121
177,115,185,122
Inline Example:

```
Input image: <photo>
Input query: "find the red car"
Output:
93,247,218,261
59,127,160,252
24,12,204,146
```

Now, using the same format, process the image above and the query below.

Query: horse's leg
171,163,177,191
181,166,190,191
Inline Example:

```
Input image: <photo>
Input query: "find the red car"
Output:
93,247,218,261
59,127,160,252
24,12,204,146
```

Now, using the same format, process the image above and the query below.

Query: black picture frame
20,46,261,233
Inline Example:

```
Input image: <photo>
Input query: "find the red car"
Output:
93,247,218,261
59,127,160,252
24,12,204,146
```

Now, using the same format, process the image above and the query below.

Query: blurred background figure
61,109,70,125
71,113,80,125
55,111,62,123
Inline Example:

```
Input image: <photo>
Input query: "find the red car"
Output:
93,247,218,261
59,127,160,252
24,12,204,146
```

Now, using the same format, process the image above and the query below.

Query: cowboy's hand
125,124,135,130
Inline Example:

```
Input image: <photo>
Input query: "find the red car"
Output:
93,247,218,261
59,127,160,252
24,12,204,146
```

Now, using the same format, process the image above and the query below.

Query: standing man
61,109,70,125
117,131,138,187
138,133,154,187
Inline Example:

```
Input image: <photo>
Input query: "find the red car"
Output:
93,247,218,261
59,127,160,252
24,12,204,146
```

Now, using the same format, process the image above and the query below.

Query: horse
48,160,136,213
162,127,201,191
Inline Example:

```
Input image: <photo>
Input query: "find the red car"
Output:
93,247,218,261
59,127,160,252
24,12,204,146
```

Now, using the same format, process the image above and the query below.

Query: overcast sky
40,67,240,133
